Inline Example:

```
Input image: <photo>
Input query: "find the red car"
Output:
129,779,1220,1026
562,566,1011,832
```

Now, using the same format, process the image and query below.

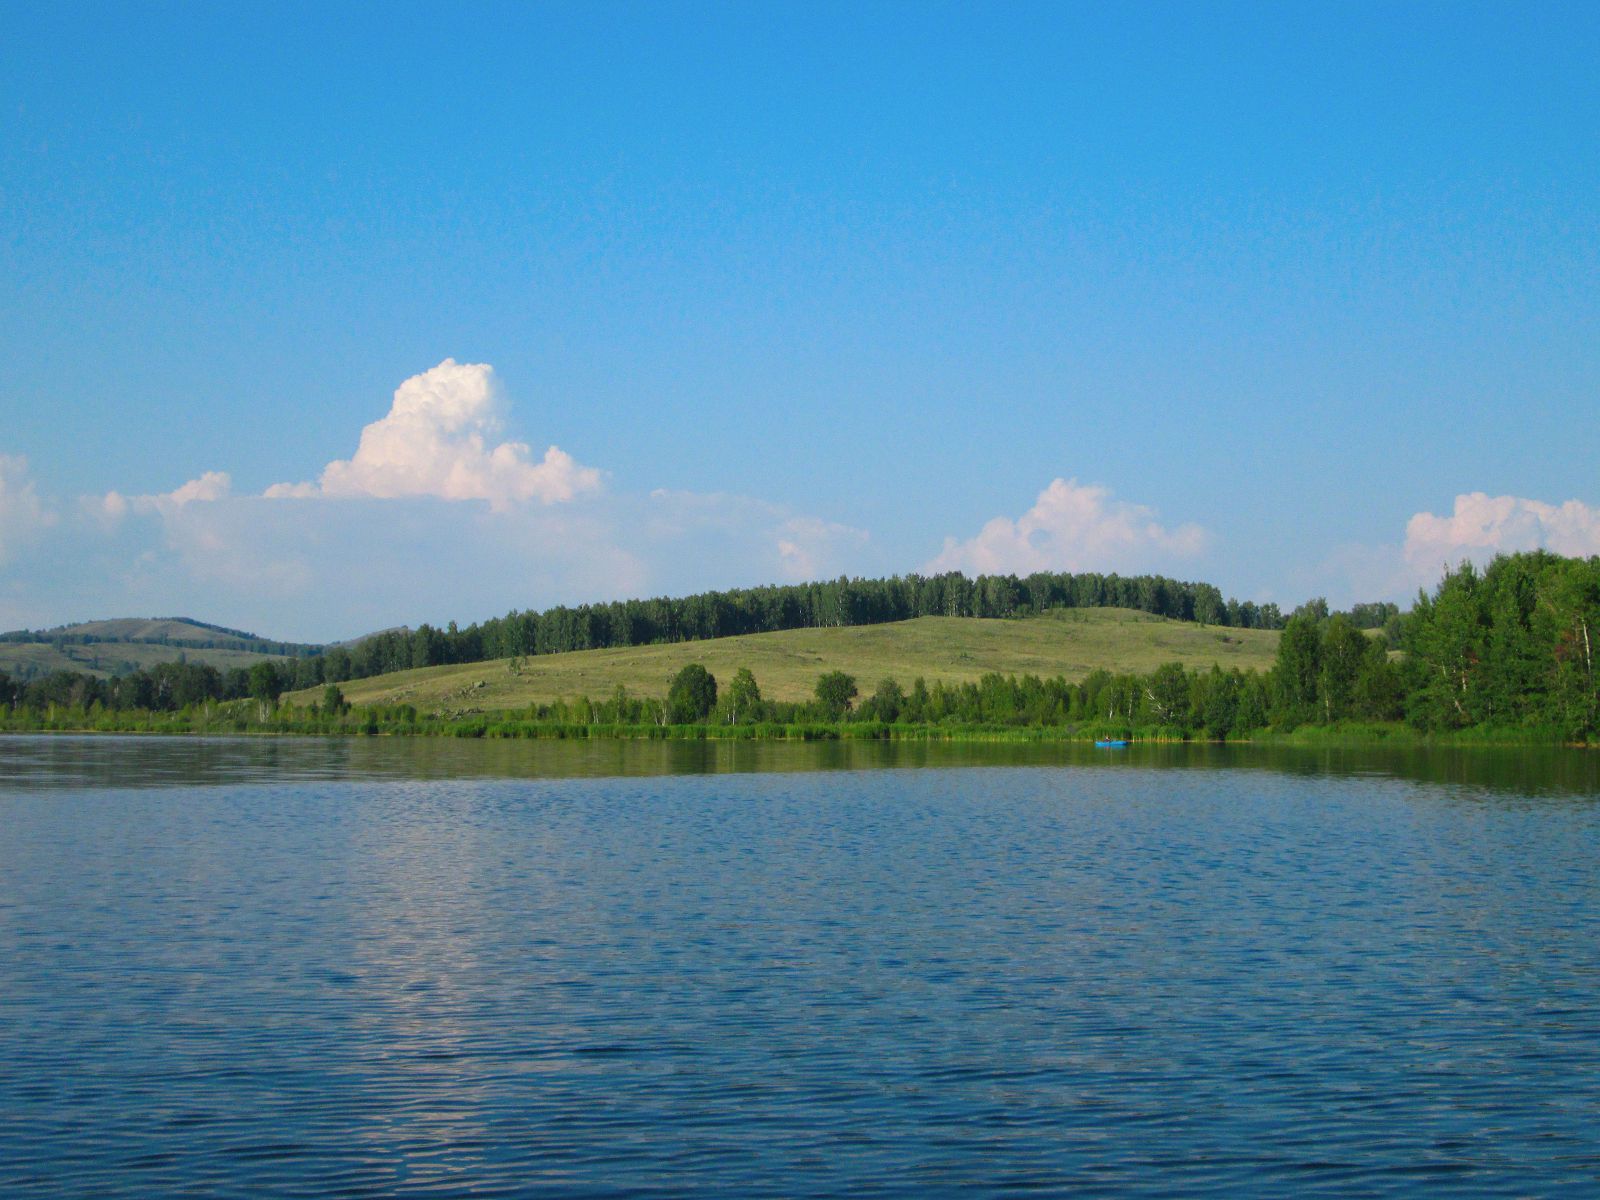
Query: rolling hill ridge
291,607,1281,714
0,616,320,680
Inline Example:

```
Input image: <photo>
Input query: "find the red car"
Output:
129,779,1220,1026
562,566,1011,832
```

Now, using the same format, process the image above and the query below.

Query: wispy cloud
0,454,55,565
102,470,234,522
645,491,871,583
776,515,870,581
926,478,1209,576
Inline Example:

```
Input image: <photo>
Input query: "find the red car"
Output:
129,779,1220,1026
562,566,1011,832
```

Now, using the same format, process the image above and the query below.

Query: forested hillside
291,607,1283,711
302,569,1288,690
9,557,1592,744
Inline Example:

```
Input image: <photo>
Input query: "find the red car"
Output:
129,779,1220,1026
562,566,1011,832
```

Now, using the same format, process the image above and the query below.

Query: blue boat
1094,739,1130,748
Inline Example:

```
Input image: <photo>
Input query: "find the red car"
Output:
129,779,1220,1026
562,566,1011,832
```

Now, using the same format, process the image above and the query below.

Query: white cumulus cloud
1403,492,1600,573
266,359,601,509
0,454,56,565
1311,491,1600,605
926,478,1209,576
5,360,883,637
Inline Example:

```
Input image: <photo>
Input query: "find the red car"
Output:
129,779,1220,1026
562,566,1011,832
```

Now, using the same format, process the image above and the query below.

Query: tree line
0,659,289,714
4,554,1592,742
3,568,1397,697
303,569,1291,687
564,635,1390,738
1397,551,1597,736
455,552,1600,741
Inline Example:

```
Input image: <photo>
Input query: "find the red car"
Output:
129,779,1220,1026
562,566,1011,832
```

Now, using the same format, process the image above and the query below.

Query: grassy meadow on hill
294,607,1281,714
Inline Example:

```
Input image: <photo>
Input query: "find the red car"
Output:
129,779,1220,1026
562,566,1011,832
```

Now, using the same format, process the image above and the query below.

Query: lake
2,735,1598,1196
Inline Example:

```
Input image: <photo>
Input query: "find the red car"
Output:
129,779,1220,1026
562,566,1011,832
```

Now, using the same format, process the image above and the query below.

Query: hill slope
0,641,300,680
0,616,318,680
297,607,1280,713
0,615,314,647
22,617,250,644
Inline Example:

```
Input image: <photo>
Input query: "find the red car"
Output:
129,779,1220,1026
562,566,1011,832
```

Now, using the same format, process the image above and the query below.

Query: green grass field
295,607,1281,713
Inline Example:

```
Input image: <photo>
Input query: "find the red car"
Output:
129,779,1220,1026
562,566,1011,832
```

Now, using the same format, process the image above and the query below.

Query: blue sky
2,1,1597,641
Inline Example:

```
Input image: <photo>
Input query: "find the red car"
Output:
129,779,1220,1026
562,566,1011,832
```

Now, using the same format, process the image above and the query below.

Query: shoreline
1,717,1589,749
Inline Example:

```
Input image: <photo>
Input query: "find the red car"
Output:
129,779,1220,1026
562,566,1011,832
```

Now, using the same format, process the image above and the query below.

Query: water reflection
1,732,1596,797
3,741,1599,1195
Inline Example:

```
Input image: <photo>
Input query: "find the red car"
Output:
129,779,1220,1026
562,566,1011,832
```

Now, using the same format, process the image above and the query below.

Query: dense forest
1398,551,1598,735
1,659,290,714
3,554,1594,743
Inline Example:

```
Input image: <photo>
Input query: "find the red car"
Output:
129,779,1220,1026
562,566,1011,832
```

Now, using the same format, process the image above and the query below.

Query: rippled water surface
2,735,1598,1196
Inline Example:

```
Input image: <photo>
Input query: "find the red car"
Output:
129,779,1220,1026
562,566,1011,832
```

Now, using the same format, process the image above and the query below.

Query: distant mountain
1,615,321,652
0,616,324,681
325,626,411,651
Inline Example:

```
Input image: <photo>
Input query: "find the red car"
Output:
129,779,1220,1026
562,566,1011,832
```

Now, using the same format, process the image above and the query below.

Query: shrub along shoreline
0,705,1585,747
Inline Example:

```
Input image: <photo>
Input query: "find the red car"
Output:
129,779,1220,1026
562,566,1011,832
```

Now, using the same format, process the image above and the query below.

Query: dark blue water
2,736,1598,1196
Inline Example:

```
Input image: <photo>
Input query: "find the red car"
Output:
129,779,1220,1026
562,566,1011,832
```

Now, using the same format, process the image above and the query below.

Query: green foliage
814,671,859,720
1317,615,1367,721
1235,672,1269,732
724,668,762,724
1341,600,1401,630
1197,666,1239,740
1400,552,1600,739
1405,562,1487,729
861,677,904,723
248,661,283,704
904,677,930,723
1143,662,1191,726
1273,615,1323,726
1352,641,1402,720
666,663,717,723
